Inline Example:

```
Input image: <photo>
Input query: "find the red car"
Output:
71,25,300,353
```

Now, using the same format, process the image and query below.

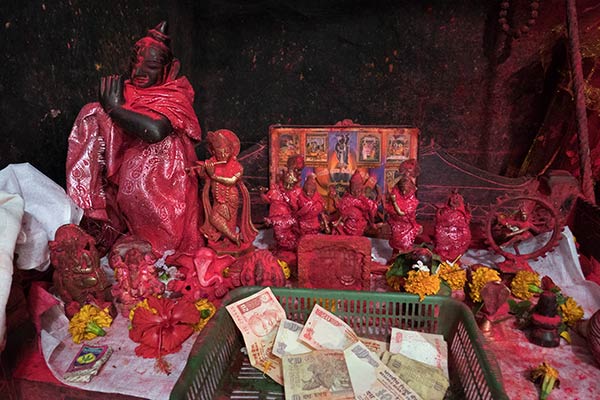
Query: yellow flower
510,271,541,300
128,298,157,321
386,274,404,292
437,261,467,290
194,298,217,331
469,266,501,303
277,259,291,280
559,297,584,327
68,304,113,344
404,270,441,301
530,362,560,400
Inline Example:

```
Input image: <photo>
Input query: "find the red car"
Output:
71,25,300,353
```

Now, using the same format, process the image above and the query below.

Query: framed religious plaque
269,124,419,196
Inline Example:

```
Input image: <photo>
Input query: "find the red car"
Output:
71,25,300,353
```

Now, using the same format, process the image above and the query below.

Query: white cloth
0,163,83,271
0,191,25,351
462,226,600,317
41,302,198,399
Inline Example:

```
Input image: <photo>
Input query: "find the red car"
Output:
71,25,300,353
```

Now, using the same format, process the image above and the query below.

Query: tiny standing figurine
294,174,329,236
49,224,112,317
66,22,202,256
385,174,422,255
332,170,378,236
434,190,472,261
530,290,561,347
195,129,257,252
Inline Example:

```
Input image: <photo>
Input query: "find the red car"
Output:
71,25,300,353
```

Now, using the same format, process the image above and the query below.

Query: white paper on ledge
41,302,198,400
461,226,600,317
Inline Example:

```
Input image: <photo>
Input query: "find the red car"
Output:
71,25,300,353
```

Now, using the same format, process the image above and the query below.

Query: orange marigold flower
68,304,113,344
559,297,584,327
404,270,441,301
437,261,467,290
386,274,405,292
510,270,541,300
469,267,501,303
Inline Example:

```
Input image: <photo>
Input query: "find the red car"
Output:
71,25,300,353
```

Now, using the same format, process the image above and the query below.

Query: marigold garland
385,272,404,292
404,270,441,301
437,261,467,290
68,304,113,344
469,266,501,303
510,270,541,300
559,297,584,327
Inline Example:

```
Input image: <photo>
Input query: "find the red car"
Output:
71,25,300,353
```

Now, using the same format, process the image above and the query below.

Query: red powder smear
487,319,600,398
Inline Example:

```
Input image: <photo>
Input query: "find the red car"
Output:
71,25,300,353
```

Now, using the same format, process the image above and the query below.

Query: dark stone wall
0,0,593,187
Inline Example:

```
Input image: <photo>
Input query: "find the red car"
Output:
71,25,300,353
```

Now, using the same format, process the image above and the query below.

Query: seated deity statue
66,22,202,256
332,170,378,236
294,173,329,236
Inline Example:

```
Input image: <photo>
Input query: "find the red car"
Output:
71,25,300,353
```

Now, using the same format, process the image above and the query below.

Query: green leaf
437,281,452,297
508,299,532,316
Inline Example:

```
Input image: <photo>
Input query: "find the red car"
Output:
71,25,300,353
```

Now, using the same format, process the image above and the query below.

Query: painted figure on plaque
385,174,422,255
332,170,378,236
335,133,350,169
66,22,202,256
434,190,472,261
195,129,257,252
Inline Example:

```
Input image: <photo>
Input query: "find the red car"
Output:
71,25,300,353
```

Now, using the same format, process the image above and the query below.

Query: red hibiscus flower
129,296,200,373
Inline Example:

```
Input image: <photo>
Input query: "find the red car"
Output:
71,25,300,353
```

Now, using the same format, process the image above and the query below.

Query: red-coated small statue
434,190,472,261
195,129,258,253
332,170,378,236
109,237,165,316
294,173,330,236
260,155,305,252
66,22,202,256
385,173,422,255
530,290,561,347
49,224,111,317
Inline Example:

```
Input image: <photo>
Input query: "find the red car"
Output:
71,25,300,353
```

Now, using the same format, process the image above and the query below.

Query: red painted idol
66,22,202,256
195,129,257,253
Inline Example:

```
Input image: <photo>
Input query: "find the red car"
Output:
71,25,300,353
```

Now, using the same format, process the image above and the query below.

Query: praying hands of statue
98,74,172,143
99,74,126,114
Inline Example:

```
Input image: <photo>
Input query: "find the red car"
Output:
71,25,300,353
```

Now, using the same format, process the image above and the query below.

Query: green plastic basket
171,287,508,400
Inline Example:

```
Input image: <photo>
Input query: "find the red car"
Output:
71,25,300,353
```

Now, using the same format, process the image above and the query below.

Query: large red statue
196,129,257,253
385,174,422,255
434,190,472,261
333,170,378,236
66,22,202,256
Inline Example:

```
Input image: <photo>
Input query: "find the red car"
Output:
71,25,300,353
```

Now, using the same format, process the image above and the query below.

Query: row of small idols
259,155,472,262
